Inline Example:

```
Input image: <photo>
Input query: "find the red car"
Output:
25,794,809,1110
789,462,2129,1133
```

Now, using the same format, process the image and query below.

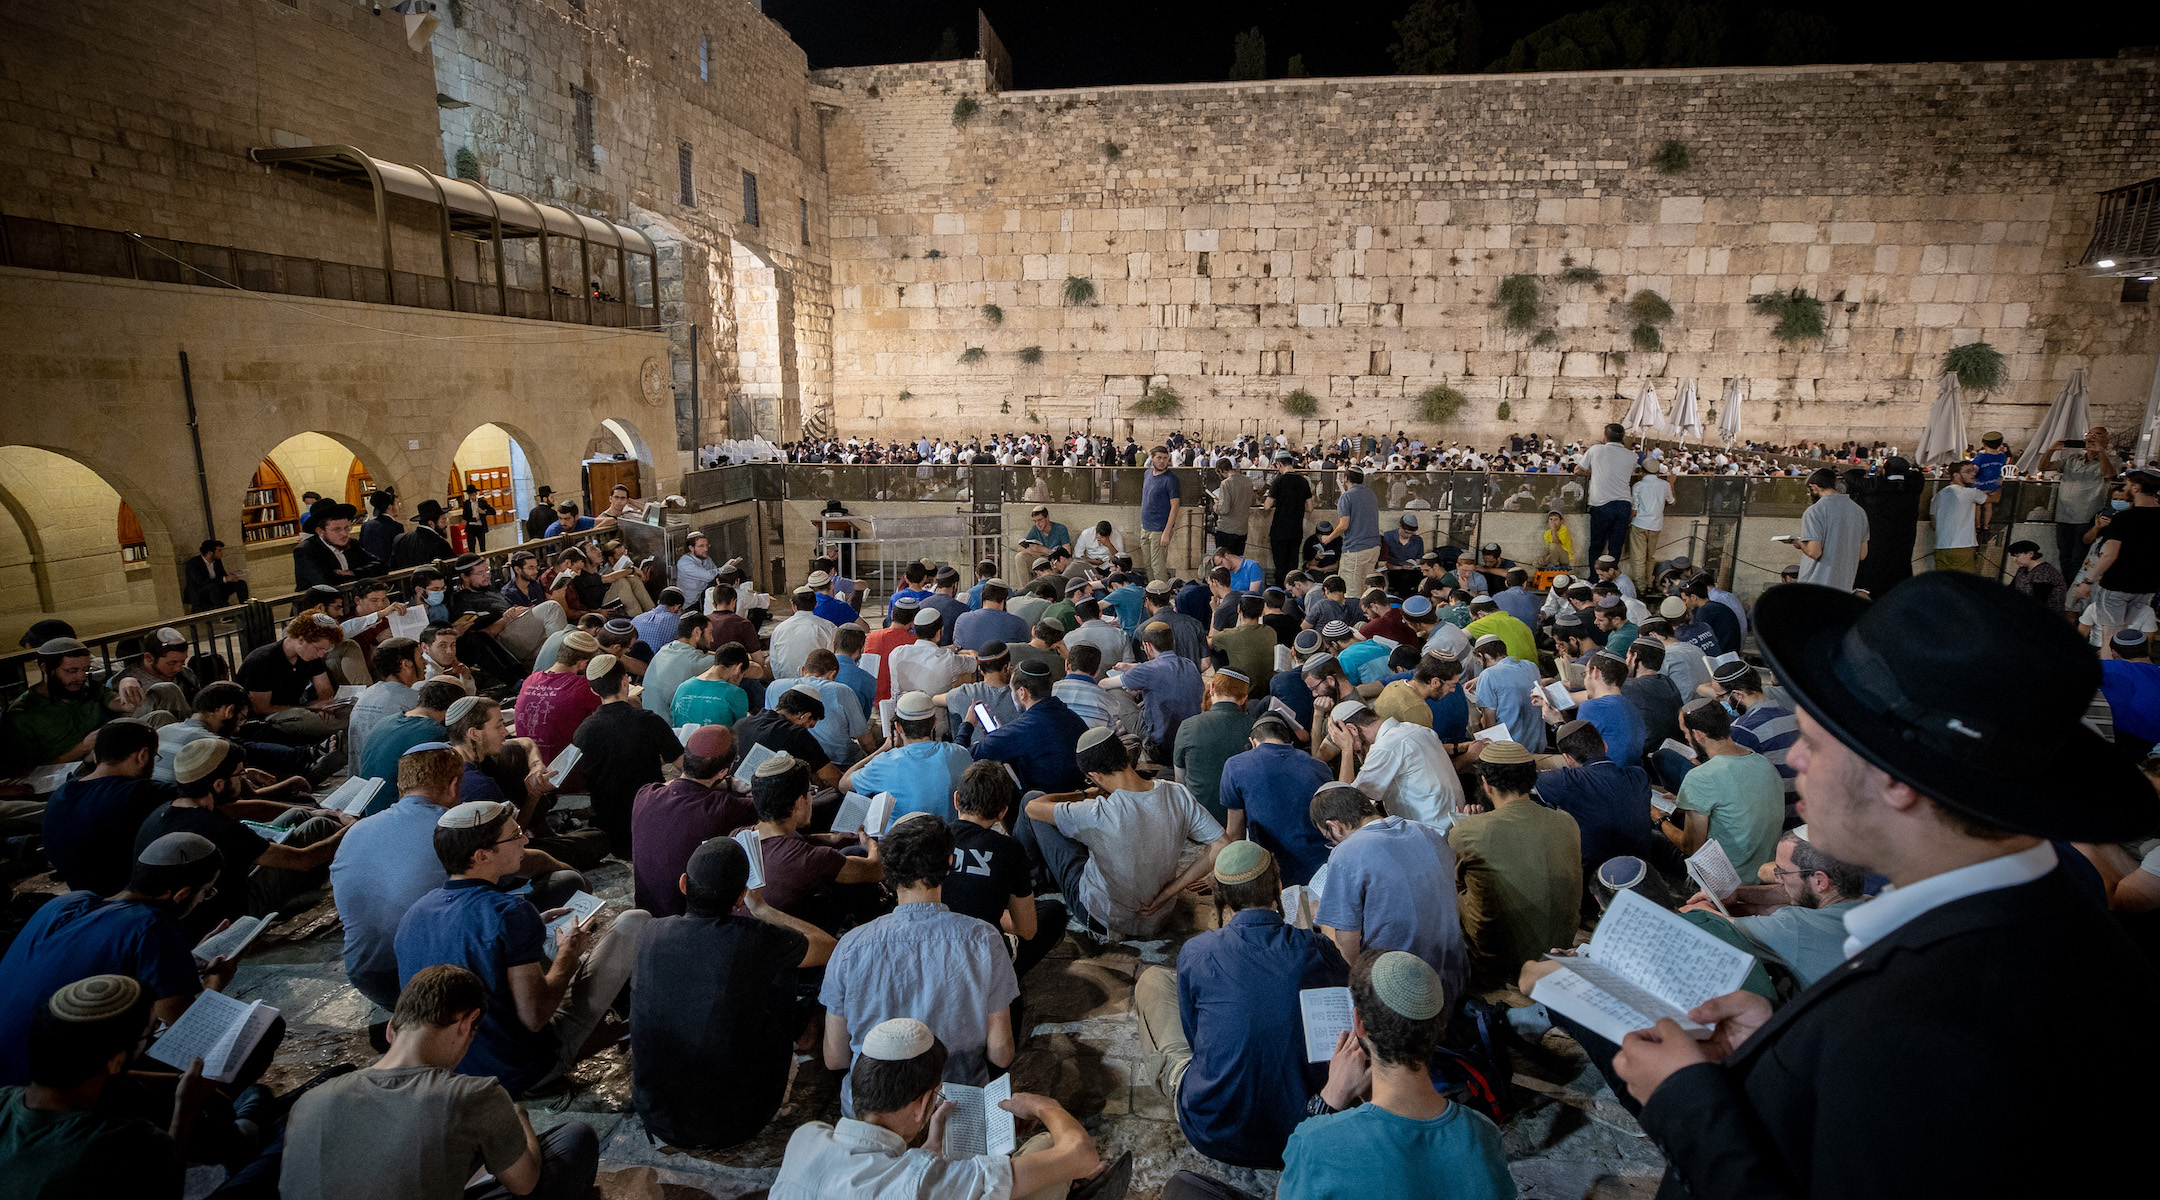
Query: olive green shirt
1172,701,1253,822
0,685,116,776
1446,800,1582,985
1209,622,1277,691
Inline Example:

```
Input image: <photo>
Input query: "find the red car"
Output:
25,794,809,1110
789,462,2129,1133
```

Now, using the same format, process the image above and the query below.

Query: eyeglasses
493,828,529,847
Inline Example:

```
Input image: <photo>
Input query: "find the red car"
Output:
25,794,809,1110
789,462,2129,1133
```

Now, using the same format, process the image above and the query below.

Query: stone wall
0,448,130,611
815,57,2160,448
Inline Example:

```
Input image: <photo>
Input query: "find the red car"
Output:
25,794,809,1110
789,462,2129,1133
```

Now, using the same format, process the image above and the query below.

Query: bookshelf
345,459,376,509
242,460,299,543
117,501,147,563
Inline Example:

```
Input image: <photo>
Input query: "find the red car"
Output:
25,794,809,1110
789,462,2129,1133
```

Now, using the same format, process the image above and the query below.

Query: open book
545,744,583,787
27,763,78,795
321,776,384,817
1528,889,1756,1045
832,791,897,837
1265,696,1306,735
1658,737,1699,763
938,1074,1017,1158
385,605,431,641
544,891,606,958
1540,682,1576,711
334,684,369,702
193,912,278,966
147,991,281,1084
240,820,302,844
1708,651,1743,669
1685,839,1744,917
1472,722,1513,744
1299,986,1356,1063
1281,885,1318,930
734,743,778,786
736,828,766,890
676,723,702,744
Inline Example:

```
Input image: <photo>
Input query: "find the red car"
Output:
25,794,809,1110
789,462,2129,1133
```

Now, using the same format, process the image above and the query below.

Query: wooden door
463,466,515,525
583,460,641,515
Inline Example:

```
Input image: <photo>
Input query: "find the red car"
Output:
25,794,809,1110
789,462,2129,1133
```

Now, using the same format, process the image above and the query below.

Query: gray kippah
39,637,89,655
753,751,799,778
1214,668,1249,685
861,1017,936,1061
437,800,512,829
603,618,637,637
1294,630,1321,653
444,695,488,725
1320,620,1354,639
47,974,143,1022
138,831,218,866
1369,950,1445,1020
1077,725,1116,752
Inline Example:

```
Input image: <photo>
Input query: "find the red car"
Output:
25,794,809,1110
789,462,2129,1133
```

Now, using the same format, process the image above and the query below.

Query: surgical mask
2112,499,2132,511
426,588,445,603
1723,700,1741,717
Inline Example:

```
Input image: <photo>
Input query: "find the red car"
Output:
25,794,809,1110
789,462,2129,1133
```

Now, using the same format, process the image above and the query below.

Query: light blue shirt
641,640,713,720
767,675,868,764
1474,656,1545,755
834,654,877,718
631,605,682,651
1735,899,1868,989
845,740,973,821
330,795,451,1003
674,553,721,605
1313,816,1468,1003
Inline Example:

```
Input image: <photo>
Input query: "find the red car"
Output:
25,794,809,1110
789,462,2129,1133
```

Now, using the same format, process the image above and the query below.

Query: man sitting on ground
839,690,972,822
1309,782,1468,1002
670,643,756,731
741,754,883,932
135,738,352,936
1173,668,1255,822
943,764,1064,982
631,726,754,918
970,660,1088,795
1451,742,1583,988
1710,662,1800,808
512,630,603,768
154,680,315,790
820,817,1018,1116
1536,720,1669,876
1327,699,1463,827
640,613,714,722
1667,697,1786,877
41,721,177,897
0,975,188,1198
1686,829,1868,989
0,636,144,778
1132,842,1350,1170
352,680,466,799
1220,714,1336,886
569,654,685,856
348,637,424,770
632,836,835,1151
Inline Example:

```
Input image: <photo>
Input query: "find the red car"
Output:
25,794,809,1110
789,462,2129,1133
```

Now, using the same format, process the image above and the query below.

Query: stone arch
238,430,403,593
580,417,661,513
730,238,802,442
450,421,551,545
0,444,180,637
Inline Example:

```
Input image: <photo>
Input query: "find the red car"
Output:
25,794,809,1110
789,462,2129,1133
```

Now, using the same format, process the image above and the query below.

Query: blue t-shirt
953,607,1030,656
331,794,452,1002
394,878,555,1096
848,741,974,822
1535,759,1663,870
42,775,177,896
834,655,878,718
0,893,199,1085
1141,468,1182,532
542,516,596,537
1475,657,1545,755
356,714,449,802
812,592,860,627
1218,744,1336,886
1973,449,2008,492
1313,817,1467,1000
1334,485,1381,553
1428,687,1470,743
1268,669,1315,733
2103,660,2160,743
970,696,1089,794
1336,639,1391,686
1103,585,1147,636
1228,558,1265,593
1281,1097,1514,1200
1576,694,1646,767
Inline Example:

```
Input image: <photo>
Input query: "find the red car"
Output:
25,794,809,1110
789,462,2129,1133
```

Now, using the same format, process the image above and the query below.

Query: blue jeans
1650,746,1696,792
1590,500,1632,563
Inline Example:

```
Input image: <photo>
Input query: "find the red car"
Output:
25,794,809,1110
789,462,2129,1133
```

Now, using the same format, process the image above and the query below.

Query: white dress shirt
768,610,836,681
1353,718,1464,827
771,1117,1013,1200
1841,841,2058,959
887,639,971,698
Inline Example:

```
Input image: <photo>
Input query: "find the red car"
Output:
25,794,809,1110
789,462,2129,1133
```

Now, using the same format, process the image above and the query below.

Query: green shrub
1752,290,1827,343
1650,140,1691,174
1133,385,1183,416
1494,274,1540,331
981,303,1003,325
1610,350,1629,368
1631,324,1663,352
1417,384,1466,424
1497,401,1512,421
1943,342,2006,392
454,146,481,181
1532,330,1559,347
1559,265,1602,285
959,347,986,365
896,389,913,402
1102,141,1123,161
1282,388,1319,417
1627,290,1674,325
952,97,980,126
1018,345,1043,364
1063,275,1096,306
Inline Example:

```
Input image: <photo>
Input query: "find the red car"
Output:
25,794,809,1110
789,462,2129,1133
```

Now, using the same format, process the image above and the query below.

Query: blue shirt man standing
1139,447,1183,582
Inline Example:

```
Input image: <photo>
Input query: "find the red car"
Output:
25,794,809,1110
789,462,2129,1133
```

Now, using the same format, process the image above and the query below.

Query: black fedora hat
299,497,357,533
1755,573,2157,842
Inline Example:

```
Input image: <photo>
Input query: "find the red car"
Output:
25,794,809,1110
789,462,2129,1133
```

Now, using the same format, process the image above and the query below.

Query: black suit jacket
292,536,379,591
389,526,456,570
183,556,230,610
1639,866,2154,1198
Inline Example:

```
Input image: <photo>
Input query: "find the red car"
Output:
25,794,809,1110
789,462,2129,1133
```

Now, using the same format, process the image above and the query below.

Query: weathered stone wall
815,57,2160,448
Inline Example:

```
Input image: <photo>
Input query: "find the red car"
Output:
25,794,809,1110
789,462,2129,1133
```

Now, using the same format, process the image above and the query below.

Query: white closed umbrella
1671,379,1704,444
1624,381,1664,437
1917,374,1969,467
2016,370,2091,475
1718,378,1744,446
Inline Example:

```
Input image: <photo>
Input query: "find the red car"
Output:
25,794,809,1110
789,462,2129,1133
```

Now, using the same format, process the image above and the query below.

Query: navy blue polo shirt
1216,743,1335,887
969,696,1088,794
394,877,555,1096
1141,468,1181,532
1174,909,1350,1169
1535,758,1661,870
1267,669,1315,733
0,893,200,1085
42,775,178,896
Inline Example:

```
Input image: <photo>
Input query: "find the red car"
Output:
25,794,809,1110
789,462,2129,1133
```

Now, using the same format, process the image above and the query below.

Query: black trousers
1270,530,1302,586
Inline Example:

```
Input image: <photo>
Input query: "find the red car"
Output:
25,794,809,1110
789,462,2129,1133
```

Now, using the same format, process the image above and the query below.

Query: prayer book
1370,637,1400,652
938,1074,1017,1158
1528,889,1756,1045
1281,885,1317,930
240,820,301,844
676,723,702,743
147,991,281,1084
1541,682,1576,711
192,912,277,966
831,791,897,837
321,776,384,817
857,653,880,683
28,763,78,794
545,744,583,787
1473,723,1513,743
1707,651,1743,668
543,891,606,958
1299,987,1357,1063
736,828,765,890
1658,737,1698,763
1685,839,1744,918
733,743,778,786
335,684,368,701
1266,696,1306,734
385,605,430,641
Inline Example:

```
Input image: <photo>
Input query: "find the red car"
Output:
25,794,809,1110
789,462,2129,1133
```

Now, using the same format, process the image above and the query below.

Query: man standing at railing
1140,446,1182,583
526,485,558,542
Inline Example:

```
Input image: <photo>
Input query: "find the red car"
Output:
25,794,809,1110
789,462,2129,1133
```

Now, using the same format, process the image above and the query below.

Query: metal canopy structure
249,144,658,327
2080,175,2160,279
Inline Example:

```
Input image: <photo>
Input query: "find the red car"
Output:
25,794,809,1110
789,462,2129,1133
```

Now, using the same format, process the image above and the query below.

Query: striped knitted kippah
1369,951,1445,1021
47,974,143,1022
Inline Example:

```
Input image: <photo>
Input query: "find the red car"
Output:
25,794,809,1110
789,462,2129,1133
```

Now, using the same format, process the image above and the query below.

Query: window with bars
699,35,710,82
679,143,695,206
572,86,596,170
800,198,810,245
742,170,760,226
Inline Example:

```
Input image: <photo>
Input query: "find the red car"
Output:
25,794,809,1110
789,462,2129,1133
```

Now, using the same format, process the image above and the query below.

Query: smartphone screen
971,702,999,732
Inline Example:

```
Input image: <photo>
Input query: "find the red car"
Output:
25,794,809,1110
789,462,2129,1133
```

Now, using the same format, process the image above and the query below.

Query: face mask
1723,700,1741,717
2112,499,2132,511
426,588,445,603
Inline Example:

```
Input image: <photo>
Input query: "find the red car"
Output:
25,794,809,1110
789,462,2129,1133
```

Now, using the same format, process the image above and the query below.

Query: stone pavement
166,855,1664,1200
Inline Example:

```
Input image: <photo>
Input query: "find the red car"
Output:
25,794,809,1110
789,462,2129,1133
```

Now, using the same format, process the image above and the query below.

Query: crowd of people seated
2,430,2158,1200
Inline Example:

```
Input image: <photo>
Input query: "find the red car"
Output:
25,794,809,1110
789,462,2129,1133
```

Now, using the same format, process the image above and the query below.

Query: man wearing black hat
1610,572,2159,1198
293,498,377,590
183,539,249,611
359,489,403,566
458,484,497,553
390,500,456,569
526,486,558,543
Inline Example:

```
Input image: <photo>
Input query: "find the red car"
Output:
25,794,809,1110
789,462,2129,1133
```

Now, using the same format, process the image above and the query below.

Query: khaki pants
1012,1132,1070,1200
265,705,348,742
1132,965,1192,1102
1933,547,1977,574
535,908,651,1090
323,643,370,688
1631,526,1659,585
1139,529,1172,582
605,576,655,616
1338,546,1381,591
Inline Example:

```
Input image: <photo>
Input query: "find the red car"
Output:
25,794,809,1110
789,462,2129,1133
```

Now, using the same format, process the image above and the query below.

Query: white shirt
1842,841,2057,959
1631,475,1675,531
771,1118,1012,1200
768,610,836,681
1071,526,1124,569
1930,483,1985,550
1353,718,1464,827
888,639,971,697
1582,442,1637,506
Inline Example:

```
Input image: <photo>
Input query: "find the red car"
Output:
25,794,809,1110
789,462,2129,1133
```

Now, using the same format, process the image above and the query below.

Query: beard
48,674,92,701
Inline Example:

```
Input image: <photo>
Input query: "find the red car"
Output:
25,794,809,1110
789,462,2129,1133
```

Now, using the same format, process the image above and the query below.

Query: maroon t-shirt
514,670,602,765
630,776,756,917
1358,608,1415,647
708,613,759,653
733,830,847,926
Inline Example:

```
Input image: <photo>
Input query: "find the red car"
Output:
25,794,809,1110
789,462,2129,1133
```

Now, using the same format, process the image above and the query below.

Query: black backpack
1428,996,1521,1124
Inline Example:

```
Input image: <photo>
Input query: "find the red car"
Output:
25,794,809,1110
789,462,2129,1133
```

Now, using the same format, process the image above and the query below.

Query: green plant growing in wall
1943,342,2007,393
1063,275,1096,306
1416,384,1466,424
1627,289,1673,352
981,303,1003,325
454,146,481,181
1650,140,1691,174
864,83,880,98
1532,330,1559,347
1000,399,1011,413
1282,388,1319,417
1494,274,1540,332
1752,289,1828,343
1018,345,1043,364
1610,351,1628,368
1133,385,1183,417
1560,265,1602,285
1102,141,1123,161
924,249,942,259
1631,325,1663,352
952,96,980,126
896,389,913,402
959,347,987,365
1496,401,1513,421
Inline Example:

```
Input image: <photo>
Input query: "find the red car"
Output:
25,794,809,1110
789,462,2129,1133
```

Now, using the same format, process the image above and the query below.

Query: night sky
763,0,2160,91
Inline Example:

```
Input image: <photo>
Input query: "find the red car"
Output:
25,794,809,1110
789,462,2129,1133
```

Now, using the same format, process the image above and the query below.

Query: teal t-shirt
1675,751,1787,876
1281,1099,1514,1200
670,677,749,730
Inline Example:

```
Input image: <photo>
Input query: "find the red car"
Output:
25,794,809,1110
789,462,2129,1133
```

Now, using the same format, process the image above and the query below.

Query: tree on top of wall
1230,28,1268,80
1389,1,1483,75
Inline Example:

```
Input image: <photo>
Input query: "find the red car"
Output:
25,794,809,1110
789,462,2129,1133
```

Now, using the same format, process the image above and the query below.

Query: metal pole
180,350,216,543
2136,348,2160,468
690,323,701,447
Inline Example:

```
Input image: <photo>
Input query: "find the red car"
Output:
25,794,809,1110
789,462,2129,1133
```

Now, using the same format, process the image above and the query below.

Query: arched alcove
0,445,169,644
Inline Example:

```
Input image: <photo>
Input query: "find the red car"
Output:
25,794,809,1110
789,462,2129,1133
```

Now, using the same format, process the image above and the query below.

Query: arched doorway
0,446,159,644
451,423,542,550
244,433,390,592
580,419,653,517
